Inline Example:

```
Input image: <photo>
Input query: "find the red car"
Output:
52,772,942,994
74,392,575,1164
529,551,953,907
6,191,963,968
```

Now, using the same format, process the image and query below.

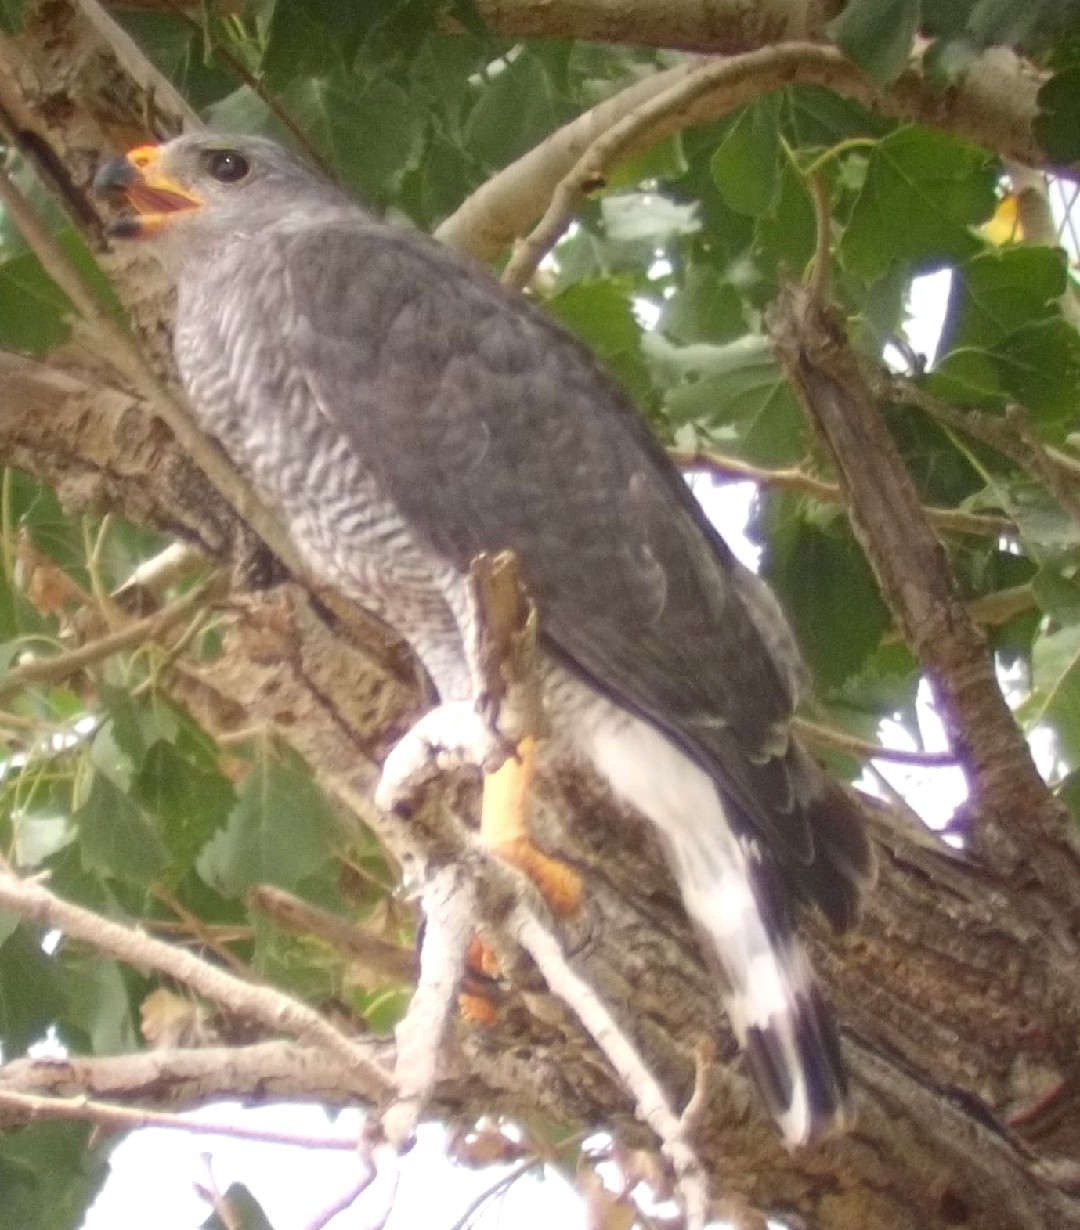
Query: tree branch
0,869,395,1095
0,570,227,703
0,1087,360,1146
439,42,1049,263
670,447,1013,536
768,280,1080,916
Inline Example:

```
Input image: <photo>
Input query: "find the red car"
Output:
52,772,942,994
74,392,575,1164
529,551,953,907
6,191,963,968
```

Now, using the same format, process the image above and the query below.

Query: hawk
95,134,874,1146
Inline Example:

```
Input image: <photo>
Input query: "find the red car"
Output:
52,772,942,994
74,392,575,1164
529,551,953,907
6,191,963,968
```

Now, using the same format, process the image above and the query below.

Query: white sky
82,1109,587,1230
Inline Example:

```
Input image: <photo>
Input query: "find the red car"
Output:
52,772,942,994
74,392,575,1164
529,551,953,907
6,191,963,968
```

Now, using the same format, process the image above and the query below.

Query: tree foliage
1,0,1080,1227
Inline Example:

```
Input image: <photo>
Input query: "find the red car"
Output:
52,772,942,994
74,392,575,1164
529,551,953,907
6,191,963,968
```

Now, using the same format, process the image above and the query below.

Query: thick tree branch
439,43,1047,262
768,281,1080,918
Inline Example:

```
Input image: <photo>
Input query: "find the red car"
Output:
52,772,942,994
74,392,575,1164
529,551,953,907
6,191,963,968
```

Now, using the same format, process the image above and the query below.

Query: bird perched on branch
95,133,874,1147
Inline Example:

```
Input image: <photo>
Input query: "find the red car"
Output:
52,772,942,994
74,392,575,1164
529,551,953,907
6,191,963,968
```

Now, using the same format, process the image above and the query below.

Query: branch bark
768,281,1080,917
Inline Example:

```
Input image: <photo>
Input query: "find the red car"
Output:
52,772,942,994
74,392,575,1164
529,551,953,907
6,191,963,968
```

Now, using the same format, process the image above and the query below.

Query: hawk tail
667,812,850,1147
587,712,856,1146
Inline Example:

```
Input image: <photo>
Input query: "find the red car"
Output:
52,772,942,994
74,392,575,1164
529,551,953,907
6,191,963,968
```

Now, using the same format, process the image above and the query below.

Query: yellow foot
459,991,498,1025
489,836,583,916
481,736,583,915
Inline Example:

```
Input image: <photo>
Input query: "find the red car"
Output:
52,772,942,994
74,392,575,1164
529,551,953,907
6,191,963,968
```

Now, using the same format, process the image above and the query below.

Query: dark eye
205,150,249,183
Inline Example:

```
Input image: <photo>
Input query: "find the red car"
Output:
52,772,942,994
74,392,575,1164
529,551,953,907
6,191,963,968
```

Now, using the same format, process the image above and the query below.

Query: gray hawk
94,134,874,1147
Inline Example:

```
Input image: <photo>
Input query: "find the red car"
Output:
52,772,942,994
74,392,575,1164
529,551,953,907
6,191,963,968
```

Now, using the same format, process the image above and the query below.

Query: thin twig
891,377,1080,493
794,717,960,767
806,170,831,301
302,1148,380,1230
0,1087,360,1147
506,898,708,1230
670,447,1012,536
149,884,253,977
446,1155,543,1230
1006,404,1080,529
0,869,394,1095
678,1038,717,1139
248,885,414,983
0,571,227,702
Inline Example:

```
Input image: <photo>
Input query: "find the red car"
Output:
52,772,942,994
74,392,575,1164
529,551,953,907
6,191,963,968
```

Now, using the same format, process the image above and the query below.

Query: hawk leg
480,735,582,916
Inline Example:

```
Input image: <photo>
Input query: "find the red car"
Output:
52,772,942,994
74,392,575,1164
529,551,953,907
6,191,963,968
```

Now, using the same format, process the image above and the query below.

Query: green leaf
197,742,338,897
0,1122,107,1230
754,157,817,277
75,771,169,886
134,740,235,872
0,923,64,1055
828,0,921,87
260,0,366,84
0,228,122,356
942,247,1069,350
464,50,558,172
607,134,688,190
1032,569,1080,623
288,74,430,205
1021,623,1080,767
646,332,805,464
115,10,237,109
0,0,23,32
967,477,1080,563
710,96,782,216
840,127,998,281
763,496,892,687
780,83,894,148
56,949,137,1055
659,264,747,345
926,347,1005,406
1036,68,1080,163
937,249,1080,426
545,278,651,405
964,0,1080,54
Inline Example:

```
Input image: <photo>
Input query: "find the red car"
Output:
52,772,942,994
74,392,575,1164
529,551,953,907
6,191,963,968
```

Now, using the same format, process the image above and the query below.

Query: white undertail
588,712,846,1147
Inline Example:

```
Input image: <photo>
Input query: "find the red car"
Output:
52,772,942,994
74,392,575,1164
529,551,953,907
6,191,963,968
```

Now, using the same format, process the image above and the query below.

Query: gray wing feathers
277,221,867,893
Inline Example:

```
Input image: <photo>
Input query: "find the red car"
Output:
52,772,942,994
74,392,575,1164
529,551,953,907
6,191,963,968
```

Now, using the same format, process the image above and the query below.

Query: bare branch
0,1042,387,1110
0,870,395,1095
670,447,1013,536
0,1087,358,1147
794,717,961,767
248,885,414,984
768,280,1080,905
0,570,227,703
440,44,1048,264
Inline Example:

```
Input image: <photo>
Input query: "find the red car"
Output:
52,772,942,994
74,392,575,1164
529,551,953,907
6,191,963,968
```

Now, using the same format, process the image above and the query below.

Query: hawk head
93,134,330,242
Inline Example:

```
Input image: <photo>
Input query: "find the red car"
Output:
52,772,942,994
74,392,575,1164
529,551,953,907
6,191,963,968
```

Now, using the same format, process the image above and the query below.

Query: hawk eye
206,150,249,184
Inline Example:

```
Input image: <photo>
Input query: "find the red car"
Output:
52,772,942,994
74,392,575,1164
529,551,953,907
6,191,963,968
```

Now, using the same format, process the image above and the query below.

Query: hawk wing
273,219,819,868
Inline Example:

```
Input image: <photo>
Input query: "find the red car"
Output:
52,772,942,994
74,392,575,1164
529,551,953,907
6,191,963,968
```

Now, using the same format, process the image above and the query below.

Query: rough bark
2,3,1080,1229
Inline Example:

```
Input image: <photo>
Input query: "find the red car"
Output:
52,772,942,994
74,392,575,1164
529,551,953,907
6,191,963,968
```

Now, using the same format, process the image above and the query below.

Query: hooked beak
93,145,204,237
